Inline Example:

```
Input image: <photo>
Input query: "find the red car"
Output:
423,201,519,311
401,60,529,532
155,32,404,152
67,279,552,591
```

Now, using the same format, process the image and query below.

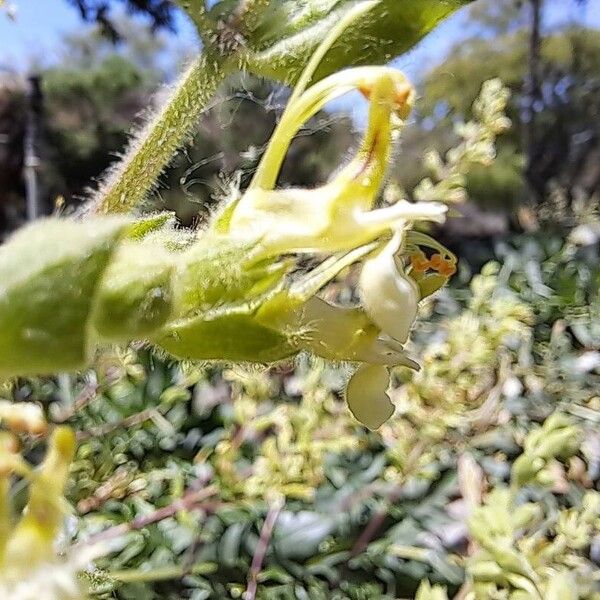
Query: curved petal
346,364,395,430
359,233,420,344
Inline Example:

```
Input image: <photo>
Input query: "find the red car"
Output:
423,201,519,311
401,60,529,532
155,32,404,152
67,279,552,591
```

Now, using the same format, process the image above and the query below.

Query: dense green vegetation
8,222,597,599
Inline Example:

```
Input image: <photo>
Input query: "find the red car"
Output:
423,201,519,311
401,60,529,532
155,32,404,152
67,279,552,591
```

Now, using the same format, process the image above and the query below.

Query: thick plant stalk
89,53,232,215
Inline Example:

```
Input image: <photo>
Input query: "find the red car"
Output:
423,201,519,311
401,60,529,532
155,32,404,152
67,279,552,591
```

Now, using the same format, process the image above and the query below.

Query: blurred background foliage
0,0,599,598
0,15,354,229
9,217,598,599
402,24,600,210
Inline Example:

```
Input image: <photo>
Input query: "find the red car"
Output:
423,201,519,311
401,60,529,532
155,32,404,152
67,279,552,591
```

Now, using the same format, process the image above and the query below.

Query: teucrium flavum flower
223,66,448,257
0,48,468,429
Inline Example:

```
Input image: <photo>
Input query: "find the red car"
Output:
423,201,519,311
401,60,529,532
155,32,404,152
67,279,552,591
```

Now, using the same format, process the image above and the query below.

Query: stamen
408,250,457,285
358,81,414,119
410,251,430,273
438,260,457,277
430,253,444,270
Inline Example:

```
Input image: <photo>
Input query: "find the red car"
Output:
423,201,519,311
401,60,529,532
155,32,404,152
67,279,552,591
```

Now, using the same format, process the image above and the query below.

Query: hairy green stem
174,1,213,41
90,52,232,215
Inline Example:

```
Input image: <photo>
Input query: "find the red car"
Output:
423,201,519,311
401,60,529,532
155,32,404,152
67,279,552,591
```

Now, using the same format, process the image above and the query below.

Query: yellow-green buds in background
0,425,84,599
465,413,596,600
546,571,578,600
511,412,581,489
415,580,449,600
467,488,542,597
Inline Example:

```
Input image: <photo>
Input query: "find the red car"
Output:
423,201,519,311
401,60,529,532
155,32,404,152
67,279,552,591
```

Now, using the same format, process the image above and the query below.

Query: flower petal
359,233,420,344
346,364,395,430
225,69,418,258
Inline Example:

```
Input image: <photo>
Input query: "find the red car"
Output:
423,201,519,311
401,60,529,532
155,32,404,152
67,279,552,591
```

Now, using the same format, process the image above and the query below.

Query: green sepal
126,212,176,240
93,243,175,341
155,312,296,363
414,272,449,299
0,218,129,378
174,236,291,314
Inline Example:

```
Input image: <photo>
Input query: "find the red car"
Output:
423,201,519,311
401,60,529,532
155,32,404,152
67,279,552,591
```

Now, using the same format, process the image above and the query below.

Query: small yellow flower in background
0,413,85,600
0,400,47,436
4,426,75,570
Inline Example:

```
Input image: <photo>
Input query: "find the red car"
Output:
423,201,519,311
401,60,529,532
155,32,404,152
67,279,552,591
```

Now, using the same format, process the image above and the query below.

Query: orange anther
358,84,372,100
395,85,411,107
439,262,457,277
410,252,430,273
430,254,444,269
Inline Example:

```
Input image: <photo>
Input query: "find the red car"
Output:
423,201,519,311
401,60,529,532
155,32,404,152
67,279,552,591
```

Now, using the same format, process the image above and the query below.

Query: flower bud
546,572,577,600
94,243,175,340
0,218,129,377
415,580,449,600
469,560,505,583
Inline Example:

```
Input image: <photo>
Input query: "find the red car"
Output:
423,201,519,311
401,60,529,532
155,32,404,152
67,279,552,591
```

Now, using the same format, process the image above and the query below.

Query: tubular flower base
0,66,457,429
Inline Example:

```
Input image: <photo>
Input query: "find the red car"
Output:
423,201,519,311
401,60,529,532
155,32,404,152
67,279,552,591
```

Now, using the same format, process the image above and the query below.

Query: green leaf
273,511,335,560
218,522,247,567
244,0,474,84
